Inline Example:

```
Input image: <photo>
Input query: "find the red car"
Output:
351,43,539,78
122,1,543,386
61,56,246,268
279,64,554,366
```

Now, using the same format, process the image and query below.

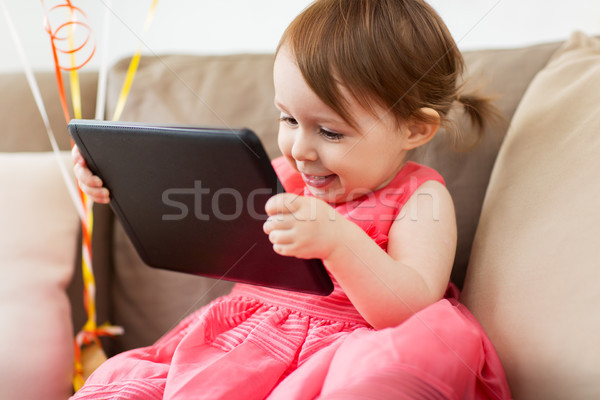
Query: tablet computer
68,119,333,295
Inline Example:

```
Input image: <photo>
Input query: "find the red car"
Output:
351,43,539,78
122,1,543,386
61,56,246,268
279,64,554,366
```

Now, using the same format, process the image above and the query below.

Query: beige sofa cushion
461,32,600,399
0,152,78,400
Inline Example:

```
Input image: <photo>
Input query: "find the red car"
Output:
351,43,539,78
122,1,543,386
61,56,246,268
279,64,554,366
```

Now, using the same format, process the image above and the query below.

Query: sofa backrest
0,40,560,354
0,71,97,152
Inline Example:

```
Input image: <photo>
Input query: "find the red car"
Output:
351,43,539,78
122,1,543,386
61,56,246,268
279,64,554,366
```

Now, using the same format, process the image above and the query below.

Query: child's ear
404,107,440,150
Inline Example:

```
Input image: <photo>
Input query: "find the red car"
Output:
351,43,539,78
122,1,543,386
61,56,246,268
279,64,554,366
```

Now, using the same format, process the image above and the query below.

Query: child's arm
72,146,111,204
264,180,456,330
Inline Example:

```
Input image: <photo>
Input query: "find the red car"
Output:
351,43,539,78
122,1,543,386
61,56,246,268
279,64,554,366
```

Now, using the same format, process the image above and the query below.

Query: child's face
274,46,412,203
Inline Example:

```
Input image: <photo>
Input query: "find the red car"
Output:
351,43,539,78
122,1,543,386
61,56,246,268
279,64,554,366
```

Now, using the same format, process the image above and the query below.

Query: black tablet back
68,119,333,295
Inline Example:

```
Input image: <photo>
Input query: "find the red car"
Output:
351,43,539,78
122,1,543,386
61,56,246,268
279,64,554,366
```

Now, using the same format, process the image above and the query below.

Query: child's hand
263,193,345,260
72,146,111,204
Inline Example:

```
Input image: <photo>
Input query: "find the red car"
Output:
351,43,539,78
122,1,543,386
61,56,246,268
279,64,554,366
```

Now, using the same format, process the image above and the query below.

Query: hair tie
456,93,461,102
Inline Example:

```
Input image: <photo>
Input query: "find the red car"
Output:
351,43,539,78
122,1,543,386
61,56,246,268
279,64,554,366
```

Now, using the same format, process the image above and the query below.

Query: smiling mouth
301,173,336,188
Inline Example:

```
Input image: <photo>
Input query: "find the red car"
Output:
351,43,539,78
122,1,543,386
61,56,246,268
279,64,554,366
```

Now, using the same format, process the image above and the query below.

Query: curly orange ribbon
43,1,95,121
41,0,124,392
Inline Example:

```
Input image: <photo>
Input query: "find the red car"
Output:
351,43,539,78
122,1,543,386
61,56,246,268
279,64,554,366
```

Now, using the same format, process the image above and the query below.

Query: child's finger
79,183,110,204
71,146,87,167
74,163,103,188
263,214,294,234
265,193,302,216
272,243,294,257
267,228,295,246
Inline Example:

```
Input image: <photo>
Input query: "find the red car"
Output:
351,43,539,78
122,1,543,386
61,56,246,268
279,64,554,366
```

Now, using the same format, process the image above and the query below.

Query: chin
306,187,331,201
307,187,346,204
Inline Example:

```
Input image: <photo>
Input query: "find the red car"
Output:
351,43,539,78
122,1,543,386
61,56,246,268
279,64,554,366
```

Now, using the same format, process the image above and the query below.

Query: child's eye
279,115,298,128
319,128,343,141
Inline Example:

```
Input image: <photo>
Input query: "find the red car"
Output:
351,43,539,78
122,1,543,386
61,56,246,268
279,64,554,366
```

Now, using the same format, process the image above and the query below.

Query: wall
428,0,600,50
0,0,598,73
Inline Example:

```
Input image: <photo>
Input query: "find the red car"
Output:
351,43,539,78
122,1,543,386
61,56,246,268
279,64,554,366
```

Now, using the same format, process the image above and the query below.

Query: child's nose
291,130,318,161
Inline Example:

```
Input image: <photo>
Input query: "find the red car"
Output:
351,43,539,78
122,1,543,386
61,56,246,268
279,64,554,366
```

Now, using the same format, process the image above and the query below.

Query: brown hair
277,0,497,137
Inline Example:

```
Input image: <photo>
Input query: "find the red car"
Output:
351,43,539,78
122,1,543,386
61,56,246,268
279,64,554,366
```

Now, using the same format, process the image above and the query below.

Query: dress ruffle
73,284,510,399
181,291,371,368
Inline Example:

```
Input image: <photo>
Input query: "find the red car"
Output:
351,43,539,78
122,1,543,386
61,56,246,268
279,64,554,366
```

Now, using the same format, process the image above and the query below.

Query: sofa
1,31,599,399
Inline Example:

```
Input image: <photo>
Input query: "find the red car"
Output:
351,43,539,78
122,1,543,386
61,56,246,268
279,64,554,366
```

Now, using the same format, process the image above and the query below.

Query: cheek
277,128,293,156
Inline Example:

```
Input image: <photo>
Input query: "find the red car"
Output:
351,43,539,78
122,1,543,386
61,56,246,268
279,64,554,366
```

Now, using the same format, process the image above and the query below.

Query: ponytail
453,91,504,149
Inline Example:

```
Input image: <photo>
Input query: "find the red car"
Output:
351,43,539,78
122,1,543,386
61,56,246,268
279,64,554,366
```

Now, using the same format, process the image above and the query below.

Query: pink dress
72,159,511,400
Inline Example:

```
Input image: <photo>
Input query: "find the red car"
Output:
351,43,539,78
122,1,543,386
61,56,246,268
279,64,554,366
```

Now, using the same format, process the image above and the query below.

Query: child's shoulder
361,161,446,215
396,161,445,187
